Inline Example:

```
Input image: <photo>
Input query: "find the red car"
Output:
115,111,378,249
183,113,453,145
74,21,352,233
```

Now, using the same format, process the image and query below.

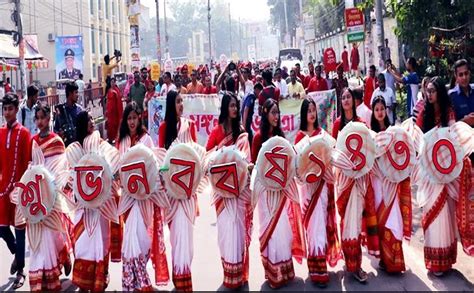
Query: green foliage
395,89,408,122
303,0,344,38
388,0,474,57
267,0,300,42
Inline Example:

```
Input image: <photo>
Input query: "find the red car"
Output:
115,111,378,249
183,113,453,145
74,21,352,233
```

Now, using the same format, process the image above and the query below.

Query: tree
385,0,473,57
304,0,345,39
267,0,300,43
140,0,241,60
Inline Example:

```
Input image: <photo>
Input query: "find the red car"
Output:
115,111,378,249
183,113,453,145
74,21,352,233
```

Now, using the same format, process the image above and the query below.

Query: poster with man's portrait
55,35,83,80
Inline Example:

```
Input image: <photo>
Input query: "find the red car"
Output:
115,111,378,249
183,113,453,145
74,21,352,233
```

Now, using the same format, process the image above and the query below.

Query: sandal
12,271,26,290
10,258,17,275
353,268,368,283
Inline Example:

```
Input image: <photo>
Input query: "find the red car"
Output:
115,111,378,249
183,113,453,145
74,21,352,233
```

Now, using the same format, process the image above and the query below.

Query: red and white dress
413,120,473,273
158,117,199,292
24,133,72,291
332,122,380,273
206,125,253,288
117,133,170,290
294,129,342,284
67,131,120,291
251,132,306,289
371,125,415,273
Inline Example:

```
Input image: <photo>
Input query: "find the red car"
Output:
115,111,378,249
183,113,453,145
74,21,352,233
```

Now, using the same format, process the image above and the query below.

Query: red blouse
206,125,227,151
332,116,363,139
251,131,262,163
415,106,455,132
294,128,322,144
158,120,197,148
200,86,218,95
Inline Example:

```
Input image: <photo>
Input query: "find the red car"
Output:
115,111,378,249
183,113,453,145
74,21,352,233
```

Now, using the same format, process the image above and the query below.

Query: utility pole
207,0,212,64
283,0,288,47
14,0,27,98
239,18,242,60
75,2,80,34
375,0,385,64
53,0,56,35
163,0,169,59
155,0,162,63
228,2,232,58
60,0,64,35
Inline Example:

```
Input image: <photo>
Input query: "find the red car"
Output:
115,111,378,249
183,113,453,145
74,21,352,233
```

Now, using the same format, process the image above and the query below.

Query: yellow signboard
150,62,161,81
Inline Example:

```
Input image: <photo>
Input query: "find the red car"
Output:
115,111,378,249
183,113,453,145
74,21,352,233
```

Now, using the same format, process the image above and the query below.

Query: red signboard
345,8,365,43
345,8,364,27
323,48,337,74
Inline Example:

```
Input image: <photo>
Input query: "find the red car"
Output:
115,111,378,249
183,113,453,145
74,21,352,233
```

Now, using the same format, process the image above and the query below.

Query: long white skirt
217,198,246,264
29,227,67,291
258,195,292,263
423,191,457,272
122,202,152,290
169,202,194,275
304,183,329,257
72,208,110,291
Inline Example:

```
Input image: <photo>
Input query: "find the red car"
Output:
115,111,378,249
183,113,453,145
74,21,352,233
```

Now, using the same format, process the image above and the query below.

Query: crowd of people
0,54,472,291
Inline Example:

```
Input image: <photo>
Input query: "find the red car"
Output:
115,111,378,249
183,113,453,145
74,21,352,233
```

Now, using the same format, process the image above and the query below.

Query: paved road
0,187,472,291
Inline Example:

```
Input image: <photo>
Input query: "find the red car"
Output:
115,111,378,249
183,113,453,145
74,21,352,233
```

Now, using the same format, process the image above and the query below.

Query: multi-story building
19,0,130,84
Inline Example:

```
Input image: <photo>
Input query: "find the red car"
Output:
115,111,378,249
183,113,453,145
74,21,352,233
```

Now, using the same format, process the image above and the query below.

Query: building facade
20,0,130,85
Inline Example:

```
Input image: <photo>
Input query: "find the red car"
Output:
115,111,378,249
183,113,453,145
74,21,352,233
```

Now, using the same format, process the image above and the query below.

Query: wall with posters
148,90,337,147
55,35,83,80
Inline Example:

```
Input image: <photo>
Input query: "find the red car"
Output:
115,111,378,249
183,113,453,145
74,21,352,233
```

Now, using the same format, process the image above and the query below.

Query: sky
141,0,271,23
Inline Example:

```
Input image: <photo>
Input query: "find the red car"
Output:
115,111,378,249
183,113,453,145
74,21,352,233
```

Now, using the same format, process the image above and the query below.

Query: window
90,26,96,54
93,63,97,79
113,32,117,51
105,0,109,18
119,33,122,52
99,29,103,54
112,0,115,16
90,0,94,14
98,0,101,11
106,29,110,53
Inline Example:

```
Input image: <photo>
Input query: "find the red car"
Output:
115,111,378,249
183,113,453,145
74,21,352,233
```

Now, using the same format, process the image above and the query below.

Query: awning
0,34,45,60
0,34,48,69
0,34,19,59
24,34,44,60
0,60,18,72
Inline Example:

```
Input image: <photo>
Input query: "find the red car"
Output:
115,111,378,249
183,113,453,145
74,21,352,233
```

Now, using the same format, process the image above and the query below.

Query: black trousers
0,226,25,272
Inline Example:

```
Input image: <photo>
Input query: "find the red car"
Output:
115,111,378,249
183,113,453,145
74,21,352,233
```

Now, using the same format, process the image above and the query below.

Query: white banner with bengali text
148,90,336,147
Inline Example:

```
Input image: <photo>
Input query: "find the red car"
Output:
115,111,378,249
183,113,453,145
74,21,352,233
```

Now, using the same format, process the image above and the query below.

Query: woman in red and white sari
414,77,467,277
370,97,412,273
206,93,253,289
332,88,380,283
27,104,72,291
69,111,120,291
251,99,306,289
116,102,170,290
158,90,198,291
294,98,341,287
